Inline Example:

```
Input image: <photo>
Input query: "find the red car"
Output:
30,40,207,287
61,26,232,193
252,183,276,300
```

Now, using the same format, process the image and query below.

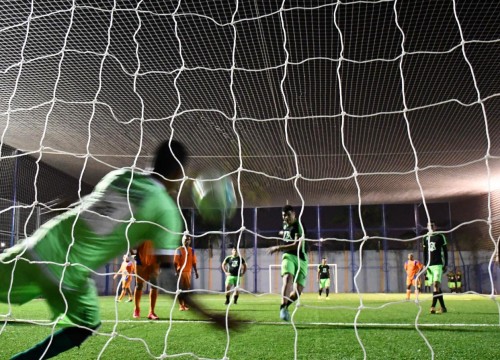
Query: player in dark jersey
268,205,308,322
423,222,448,314
222,247,247,305
317,257,331,299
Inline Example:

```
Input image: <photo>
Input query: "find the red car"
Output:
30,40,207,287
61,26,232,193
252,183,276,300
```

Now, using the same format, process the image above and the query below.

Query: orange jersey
174,246,197,273
404,259,423,279
137,240,157,267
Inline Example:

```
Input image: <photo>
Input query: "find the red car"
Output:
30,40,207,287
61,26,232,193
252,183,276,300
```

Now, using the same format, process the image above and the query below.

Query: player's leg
289,258,308,303
13,279,101,359
429,265,446,313
414,278,421,298
118,279,126,301
279,273,293,321
224,276,231,305
281,274,293,306
126,285,133,302
318,280,323,298
406,277,412,300
178,272,191,310
147,264,160,320
325,278,330,299
233,276,241,304
435,280,446,312
427,267,437,313
133,265,146,318
431,264,446,312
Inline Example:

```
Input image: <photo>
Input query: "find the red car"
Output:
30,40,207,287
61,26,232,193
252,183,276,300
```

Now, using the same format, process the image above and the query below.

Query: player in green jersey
268,205,308,322
222,246,247,305
0,140,233,360
317,257,331,299
423,222,448,314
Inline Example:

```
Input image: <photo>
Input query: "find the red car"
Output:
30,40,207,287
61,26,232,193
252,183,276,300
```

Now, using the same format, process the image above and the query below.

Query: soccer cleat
133,309,140,318
148,312,160,320
279,308,290,322
179,305,186,311
438,307,447,313
126,298,133,303
224,300,230,305
183,305,189,310
325,297,330,300
318,295,322,299
430,307,436,314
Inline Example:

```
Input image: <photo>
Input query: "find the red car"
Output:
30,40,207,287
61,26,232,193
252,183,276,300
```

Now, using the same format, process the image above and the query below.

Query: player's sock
11,325,99,360
225,295,230,304
134,289,142,309
431,292,438,308
234,295,239,304
406,290,411,299
437,290,445,308
318,289,322,296
326,289,329,297
149,289,158,314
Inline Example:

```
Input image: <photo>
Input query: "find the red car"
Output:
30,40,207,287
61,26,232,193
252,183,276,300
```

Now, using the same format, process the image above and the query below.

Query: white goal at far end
268,264,338,295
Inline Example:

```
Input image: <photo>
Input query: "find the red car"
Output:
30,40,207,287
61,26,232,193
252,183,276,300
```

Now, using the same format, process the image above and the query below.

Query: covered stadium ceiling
1,0,500,208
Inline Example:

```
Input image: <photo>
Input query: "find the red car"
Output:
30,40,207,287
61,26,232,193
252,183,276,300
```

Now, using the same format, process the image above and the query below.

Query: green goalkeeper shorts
281,253,308,287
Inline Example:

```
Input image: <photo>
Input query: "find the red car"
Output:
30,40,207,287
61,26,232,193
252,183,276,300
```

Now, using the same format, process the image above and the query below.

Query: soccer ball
192,172,237,224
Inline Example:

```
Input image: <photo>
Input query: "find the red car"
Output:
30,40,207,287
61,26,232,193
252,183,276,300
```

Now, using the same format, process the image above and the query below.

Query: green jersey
282,220,307,261
28,169,182,288
318,264,330,279
223,255,246,276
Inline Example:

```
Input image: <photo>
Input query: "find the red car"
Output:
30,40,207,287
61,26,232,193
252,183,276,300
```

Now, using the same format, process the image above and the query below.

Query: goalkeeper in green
0,140,232,359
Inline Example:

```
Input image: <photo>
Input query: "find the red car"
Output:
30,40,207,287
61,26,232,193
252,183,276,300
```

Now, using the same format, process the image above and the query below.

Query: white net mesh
1,0,500,359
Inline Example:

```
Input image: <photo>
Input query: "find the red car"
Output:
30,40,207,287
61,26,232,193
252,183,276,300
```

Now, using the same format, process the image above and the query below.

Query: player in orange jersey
133,240,161,320
404,253,424,300
174,234,199,311
113,255,135,302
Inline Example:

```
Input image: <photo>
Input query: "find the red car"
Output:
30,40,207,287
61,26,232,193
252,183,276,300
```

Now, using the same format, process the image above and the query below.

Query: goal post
268,263,338,295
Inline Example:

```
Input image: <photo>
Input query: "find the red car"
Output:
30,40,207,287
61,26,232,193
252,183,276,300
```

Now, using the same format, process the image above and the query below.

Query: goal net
1,1,500,359
268,263,338,295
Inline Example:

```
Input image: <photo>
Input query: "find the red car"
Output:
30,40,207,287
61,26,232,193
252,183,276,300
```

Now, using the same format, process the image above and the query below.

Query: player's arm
241,260,247,275
193,251,199,279
268,234,302,254
442,235,448,272
221,258,229,275
423,239,429,266
317,267,321,282
173,248,181,274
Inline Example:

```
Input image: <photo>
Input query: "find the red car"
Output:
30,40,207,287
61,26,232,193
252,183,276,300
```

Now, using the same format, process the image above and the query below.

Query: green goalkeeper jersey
28,169,182,289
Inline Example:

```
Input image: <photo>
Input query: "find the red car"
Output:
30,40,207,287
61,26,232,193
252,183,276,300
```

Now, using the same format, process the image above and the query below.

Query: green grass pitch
1,293,499,359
